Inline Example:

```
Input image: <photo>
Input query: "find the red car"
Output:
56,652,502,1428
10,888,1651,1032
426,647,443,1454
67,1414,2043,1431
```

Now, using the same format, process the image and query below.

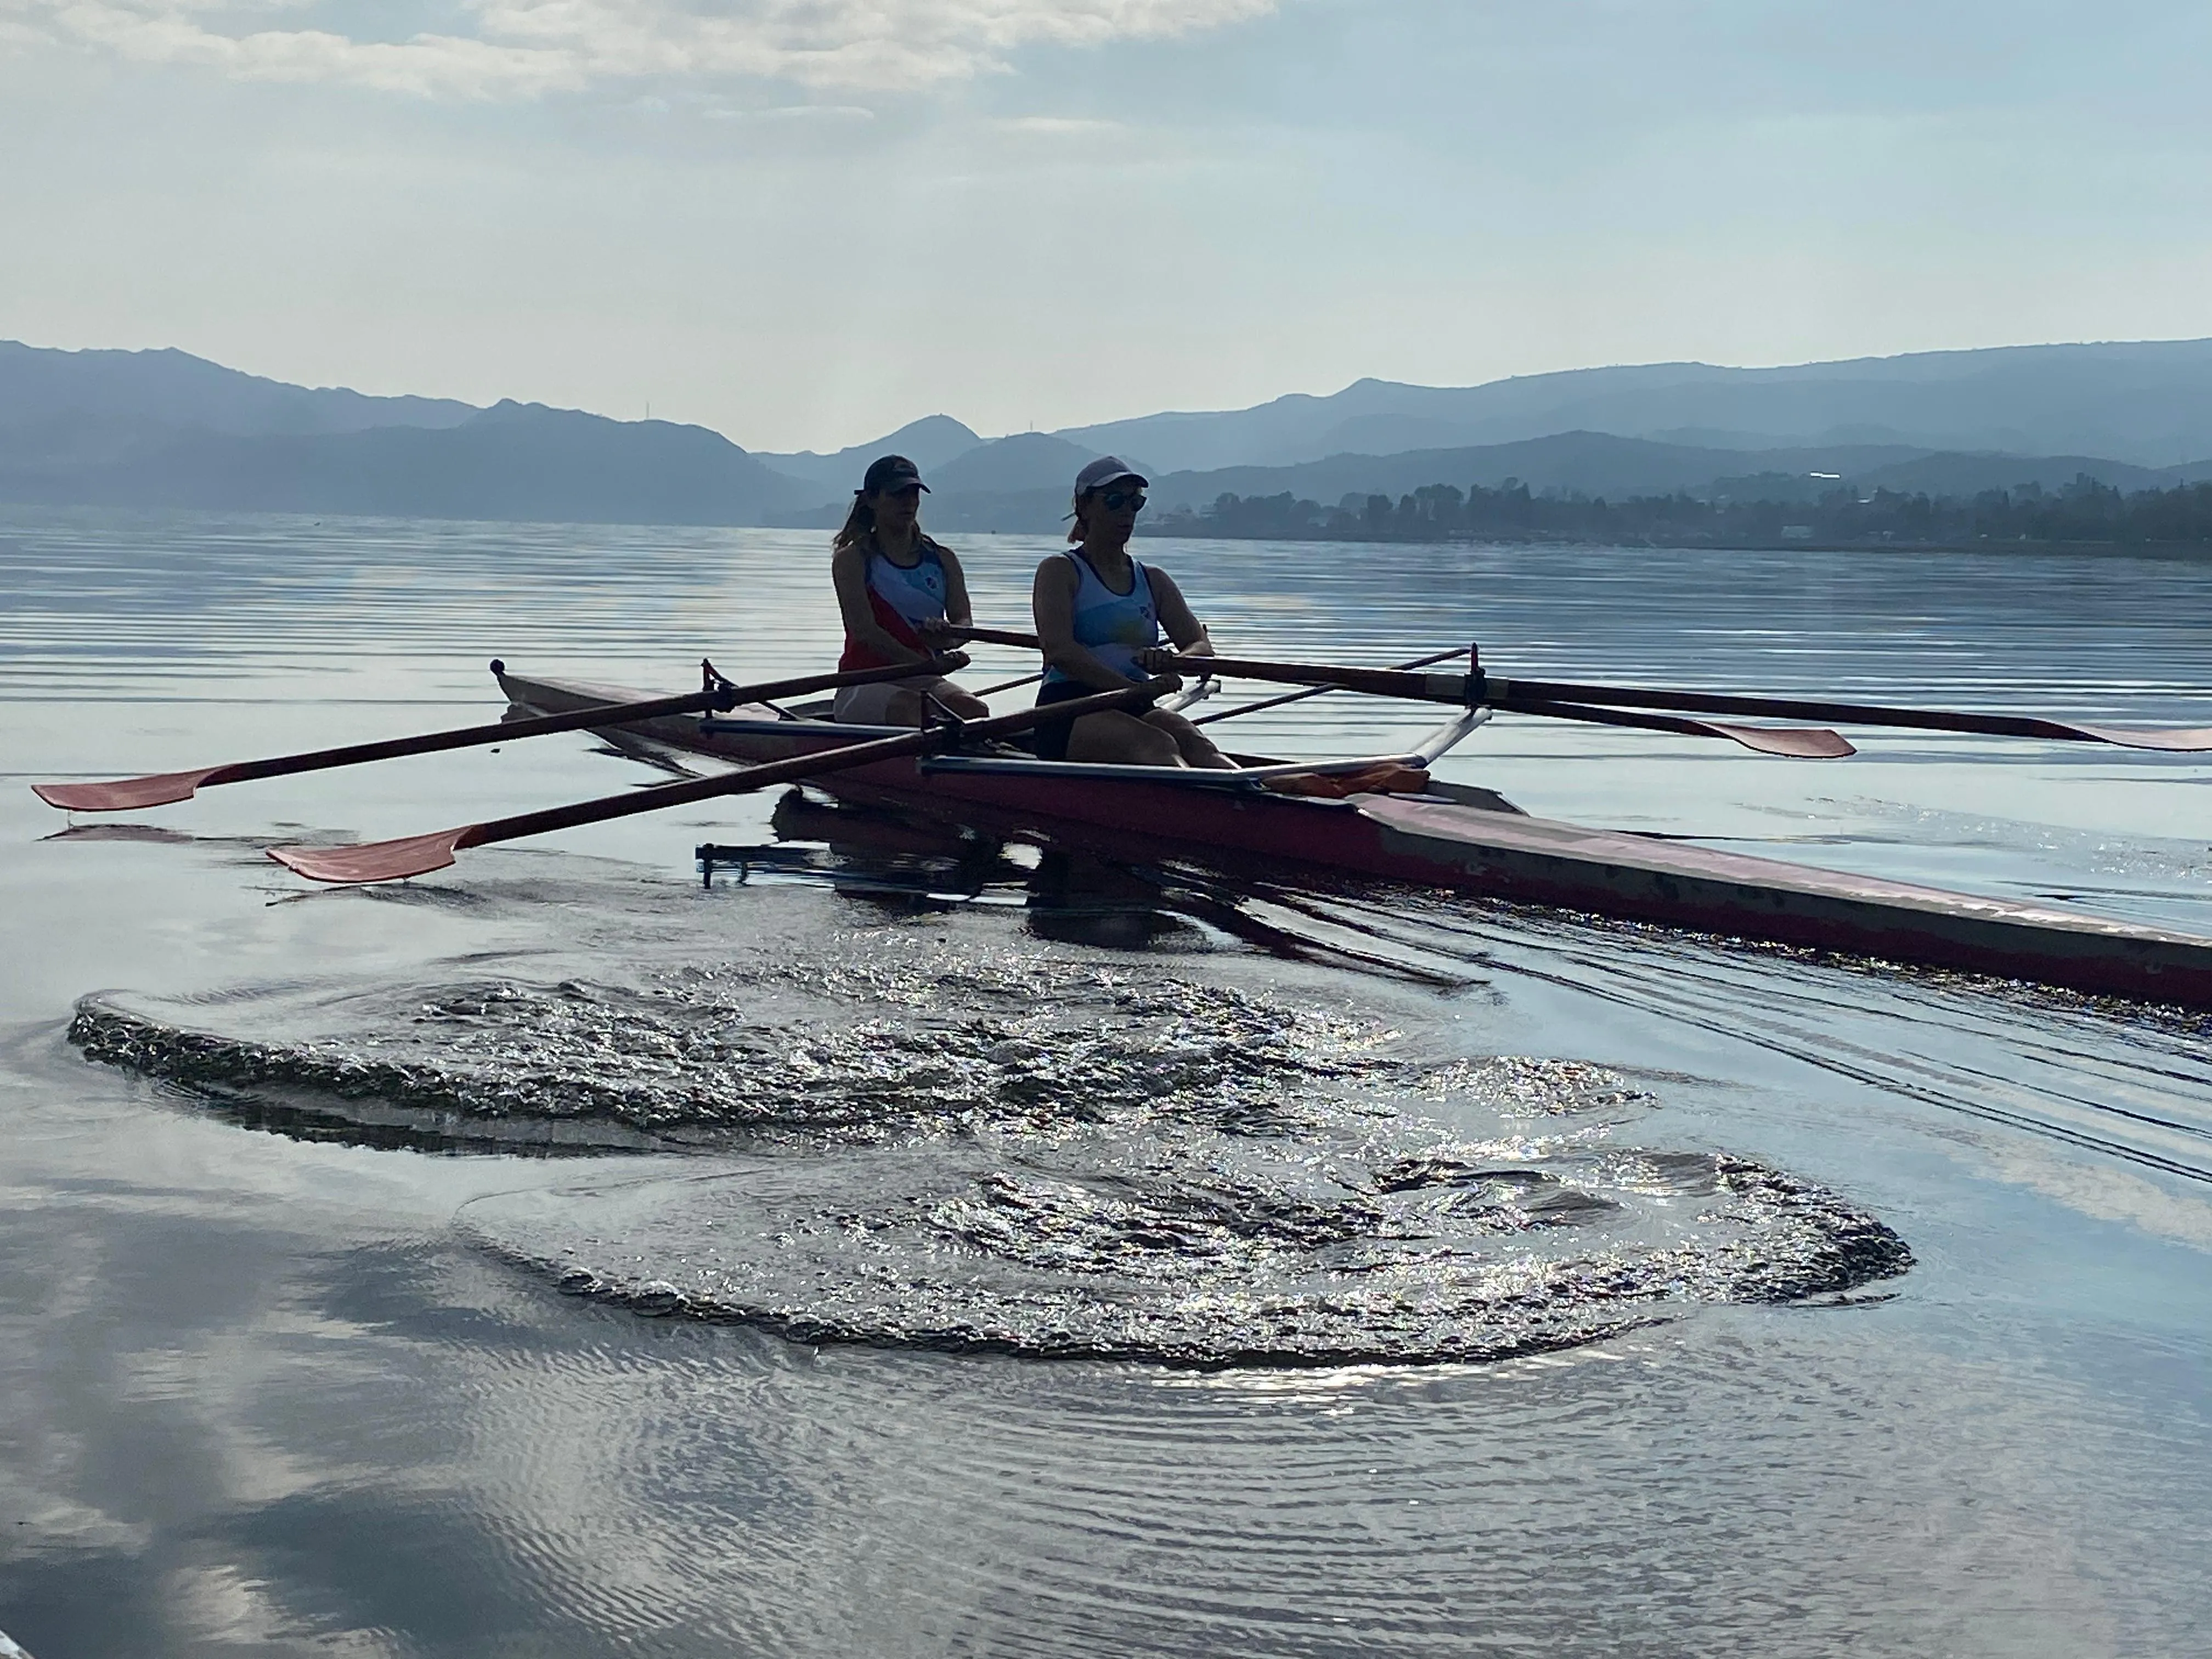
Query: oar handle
953,626,1043,650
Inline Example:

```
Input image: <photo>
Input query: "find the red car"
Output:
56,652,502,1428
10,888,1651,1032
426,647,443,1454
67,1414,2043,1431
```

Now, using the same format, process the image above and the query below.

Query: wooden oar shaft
1173,654,1473,702
216,687,726,789
1193,646,1466,727
270,678,1175,883
251,656,968,776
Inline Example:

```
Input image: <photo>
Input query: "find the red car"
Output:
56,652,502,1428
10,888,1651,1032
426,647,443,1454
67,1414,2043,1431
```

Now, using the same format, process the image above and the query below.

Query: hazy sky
4,1,2210,450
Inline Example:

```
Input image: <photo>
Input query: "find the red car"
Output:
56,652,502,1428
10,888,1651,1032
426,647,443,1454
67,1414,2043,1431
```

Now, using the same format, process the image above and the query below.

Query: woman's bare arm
933,544,975,633
1148,568,1213,655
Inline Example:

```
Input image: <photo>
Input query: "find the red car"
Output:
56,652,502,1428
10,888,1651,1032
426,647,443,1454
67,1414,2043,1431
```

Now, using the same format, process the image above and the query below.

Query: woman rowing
1030,457,1232,768
831,454,991,725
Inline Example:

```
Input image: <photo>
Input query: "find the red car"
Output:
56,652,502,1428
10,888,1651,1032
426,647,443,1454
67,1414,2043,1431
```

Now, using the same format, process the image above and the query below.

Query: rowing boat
492,662,2212,1010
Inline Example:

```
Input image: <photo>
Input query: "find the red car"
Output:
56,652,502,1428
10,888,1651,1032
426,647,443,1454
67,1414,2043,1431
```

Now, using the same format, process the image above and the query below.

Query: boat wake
457,1138,1907,1368
67,929,1911,1368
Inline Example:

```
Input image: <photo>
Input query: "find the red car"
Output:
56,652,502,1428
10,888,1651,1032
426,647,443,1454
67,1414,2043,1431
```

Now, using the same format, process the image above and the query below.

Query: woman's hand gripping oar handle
266,677,1177,884
31,656,967,812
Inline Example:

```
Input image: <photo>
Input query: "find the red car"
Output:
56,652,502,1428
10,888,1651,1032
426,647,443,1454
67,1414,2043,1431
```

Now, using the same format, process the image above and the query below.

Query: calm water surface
3,507,2210,1656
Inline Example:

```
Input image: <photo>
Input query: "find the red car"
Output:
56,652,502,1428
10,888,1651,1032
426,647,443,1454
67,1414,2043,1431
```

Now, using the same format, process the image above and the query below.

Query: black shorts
1032,678,1148,762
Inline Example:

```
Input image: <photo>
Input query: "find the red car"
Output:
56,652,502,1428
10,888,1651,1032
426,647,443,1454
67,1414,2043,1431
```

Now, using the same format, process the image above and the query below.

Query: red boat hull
496,667,2212,1010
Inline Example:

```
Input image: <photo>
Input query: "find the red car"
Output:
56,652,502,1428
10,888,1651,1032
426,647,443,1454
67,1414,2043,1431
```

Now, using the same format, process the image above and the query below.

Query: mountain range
6,337,2212,532
1059,340,2212,472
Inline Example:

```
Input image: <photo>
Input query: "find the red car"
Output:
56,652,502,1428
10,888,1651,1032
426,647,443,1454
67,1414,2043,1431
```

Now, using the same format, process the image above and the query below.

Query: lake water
3,506,2210,1656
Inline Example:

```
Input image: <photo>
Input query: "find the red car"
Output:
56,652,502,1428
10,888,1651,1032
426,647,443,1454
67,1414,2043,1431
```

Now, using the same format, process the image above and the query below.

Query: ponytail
833,493,874,554
1066,492,1090,543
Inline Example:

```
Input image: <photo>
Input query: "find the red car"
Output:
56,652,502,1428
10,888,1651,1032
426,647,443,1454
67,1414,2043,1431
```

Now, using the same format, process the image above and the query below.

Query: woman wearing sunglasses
831,454,991,725
1029,456,1232,768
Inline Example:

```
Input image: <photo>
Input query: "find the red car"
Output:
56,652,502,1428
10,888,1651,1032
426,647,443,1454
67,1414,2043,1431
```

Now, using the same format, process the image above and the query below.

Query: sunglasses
1101,489,1147,512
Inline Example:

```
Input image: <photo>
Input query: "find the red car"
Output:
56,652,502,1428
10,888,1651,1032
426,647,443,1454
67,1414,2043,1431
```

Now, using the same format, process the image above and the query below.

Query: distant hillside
0,400,812,525
15,334,2212,531
756,414,984,489
928,432,1137,497
1060,340,2212,472
0,340,476,447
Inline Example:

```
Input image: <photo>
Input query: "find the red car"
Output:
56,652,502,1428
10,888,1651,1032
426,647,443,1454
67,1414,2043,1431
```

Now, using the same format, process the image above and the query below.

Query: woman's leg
878,680,992,726
932,685,994,719
1066,709,1184,766
1144,708,1234,769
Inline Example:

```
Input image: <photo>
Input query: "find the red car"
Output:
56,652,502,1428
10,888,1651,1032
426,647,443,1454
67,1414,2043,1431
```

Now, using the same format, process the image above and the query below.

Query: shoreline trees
1146,475,2212,549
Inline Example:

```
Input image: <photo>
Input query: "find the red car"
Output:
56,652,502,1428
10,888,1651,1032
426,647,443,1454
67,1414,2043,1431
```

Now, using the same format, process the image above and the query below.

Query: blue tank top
1042,550,1159,685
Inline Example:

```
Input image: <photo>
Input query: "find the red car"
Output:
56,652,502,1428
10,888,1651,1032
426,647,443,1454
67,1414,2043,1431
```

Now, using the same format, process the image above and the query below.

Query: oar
1193,646,1468,727
1173,654,1849,757
1483,674,2212,753
966,631,1843,754
32,656,967,812
1173,654,2212,752
266,678,1176,885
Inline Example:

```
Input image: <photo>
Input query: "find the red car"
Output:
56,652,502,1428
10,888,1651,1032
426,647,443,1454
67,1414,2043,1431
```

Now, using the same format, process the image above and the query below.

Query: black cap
860,454,929,494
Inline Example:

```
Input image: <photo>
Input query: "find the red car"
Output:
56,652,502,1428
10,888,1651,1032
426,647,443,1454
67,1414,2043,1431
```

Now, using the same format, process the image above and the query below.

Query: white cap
1074,455,1148,494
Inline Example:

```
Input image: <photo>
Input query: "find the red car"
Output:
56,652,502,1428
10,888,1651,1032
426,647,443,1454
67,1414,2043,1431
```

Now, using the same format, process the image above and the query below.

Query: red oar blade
266,827,474,885
1702,722,1857,759
1501,695,1854,758
2065,724,2212,753
33,766,233,812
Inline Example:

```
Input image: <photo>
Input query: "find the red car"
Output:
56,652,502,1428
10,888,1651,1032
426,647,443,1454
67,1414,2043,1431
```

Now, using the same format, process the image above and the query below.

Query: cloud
5,0,1279,96
996,114,1121,134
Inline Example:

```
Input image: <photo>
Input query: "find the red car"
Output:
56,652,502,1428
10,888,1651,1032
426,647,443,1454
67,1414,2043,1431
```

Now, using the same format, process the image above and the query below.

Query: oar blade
2065,724,2212,753
266,827,472,885
32,766,230,812
1709,723,1857,759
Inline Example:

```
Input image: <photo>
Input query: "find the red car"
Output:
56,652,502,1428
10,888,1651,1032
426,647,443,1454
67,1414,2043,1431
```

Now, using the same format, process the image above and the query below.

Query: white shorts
831,675,952,725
